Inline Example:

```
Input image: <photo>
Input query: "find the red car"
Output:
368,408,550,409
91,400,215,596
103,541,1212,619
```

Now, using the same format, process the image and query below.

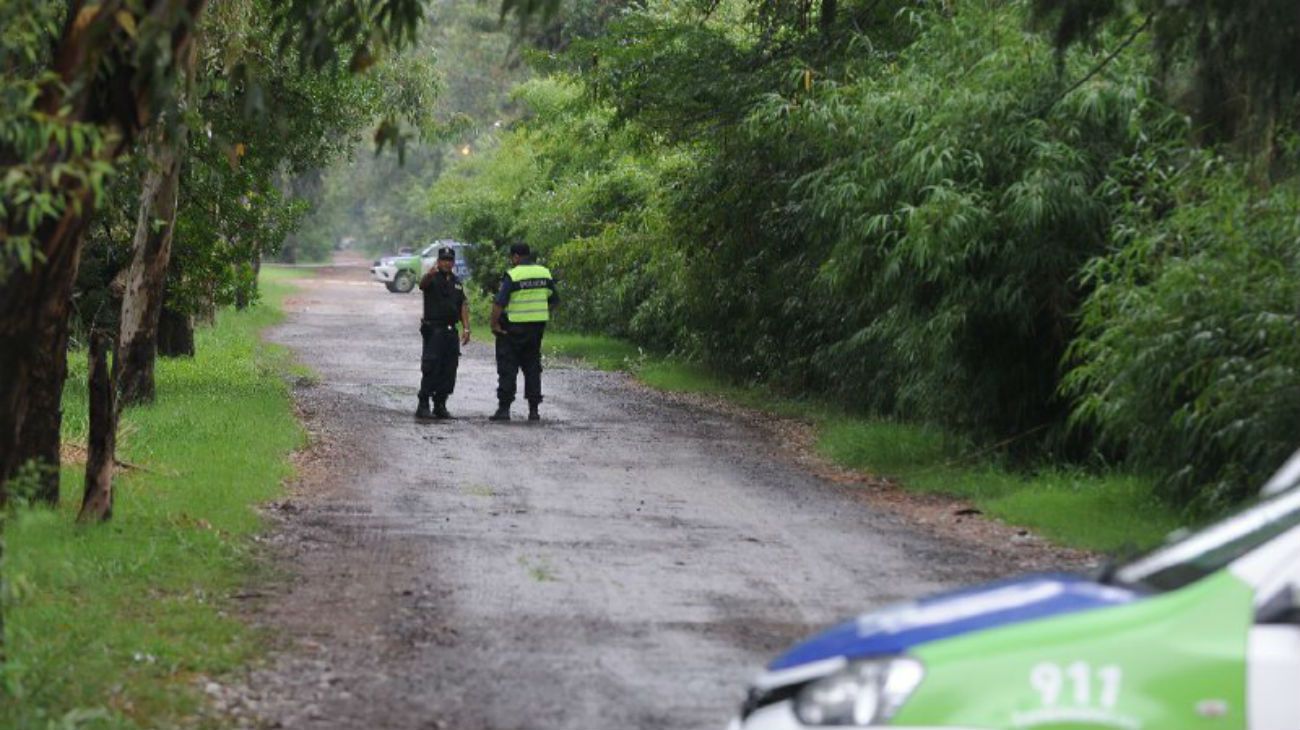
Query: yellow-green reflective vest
505,264,553,323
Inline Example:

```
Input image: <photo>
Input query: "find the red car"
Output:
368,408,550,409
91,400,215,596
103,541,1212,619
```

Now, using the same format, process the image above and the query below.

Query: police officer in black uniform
489,243,557,422
416,247,470,420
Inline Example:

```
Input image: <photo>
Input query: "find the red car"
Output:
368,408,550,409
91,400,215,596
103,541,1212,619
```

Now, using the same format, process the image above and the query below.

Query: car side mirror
1256,586,1300,625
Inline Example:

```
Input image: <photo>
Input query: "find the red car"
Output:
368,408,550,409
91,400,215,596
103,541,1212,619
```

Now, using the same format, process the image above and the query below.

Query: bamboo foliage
433,0,1299,513
1065,159,1300,513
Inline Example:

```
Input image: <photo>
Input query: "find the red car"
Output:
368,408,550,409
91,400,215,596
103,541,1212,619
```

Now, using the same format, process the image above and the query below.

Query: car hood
769,574,1140,671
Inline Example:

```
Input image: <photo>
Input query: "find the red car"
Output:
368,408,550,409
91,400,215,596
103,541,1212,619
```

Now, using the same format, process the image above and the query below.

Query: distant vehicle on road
730,450,1300,730
371,240,474,293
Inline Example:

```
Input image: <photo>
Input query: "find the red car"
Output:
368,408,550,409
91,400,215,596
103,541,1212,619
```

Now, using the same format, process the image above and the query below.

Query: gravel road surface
232,262,1018,730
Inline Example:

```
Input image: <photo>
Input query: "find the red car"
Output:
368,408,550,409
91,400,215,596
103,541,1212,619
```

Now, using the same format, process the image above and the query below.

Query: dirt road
234,263,1021,730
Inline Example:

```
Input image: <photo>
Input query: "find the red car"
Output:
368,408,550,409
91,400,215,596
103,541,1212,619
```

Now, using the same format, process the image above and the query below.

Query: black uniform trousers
495,323,545,406
419,321,460,401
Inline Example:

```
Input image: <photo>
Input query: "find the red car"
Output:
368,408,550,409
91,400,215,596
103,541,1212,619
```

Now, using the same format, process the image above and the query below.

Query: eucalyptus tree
74,0,421,520
295,0,590,261
114,51,193,407
1,0,204,508
289,7,452,260
0,0,543,503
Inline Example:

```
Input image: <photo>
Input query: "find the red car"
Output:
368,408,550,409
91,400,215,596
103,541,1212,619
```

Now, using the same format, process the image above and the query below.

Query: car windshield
1117,451,1300,592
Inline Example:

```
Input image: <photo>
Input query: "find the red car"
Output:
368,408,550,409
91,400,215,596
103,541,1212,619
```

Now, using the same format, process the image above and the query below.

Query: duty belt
421,318,456,330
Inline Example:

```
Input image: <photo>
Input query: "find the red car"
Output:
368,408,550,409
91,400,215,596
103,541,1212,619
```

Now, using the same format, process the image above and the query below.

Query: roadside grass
818,420,1182,552
546,331,1184,555
544,332,644,371
639,360,743,396
467,288,496,331
257,264,306,284
2,272,307,729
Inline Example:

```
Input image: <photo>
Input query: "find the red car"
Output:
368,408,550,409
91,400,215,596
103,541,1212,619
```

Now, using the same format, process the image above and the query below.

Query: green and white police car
731,450,1300,730
371,240,472,293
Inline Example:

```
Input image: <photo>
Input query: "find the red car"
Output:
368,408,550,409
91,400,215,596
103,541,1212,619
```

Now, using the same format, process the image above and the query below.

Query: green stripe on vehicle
893,570,1253,730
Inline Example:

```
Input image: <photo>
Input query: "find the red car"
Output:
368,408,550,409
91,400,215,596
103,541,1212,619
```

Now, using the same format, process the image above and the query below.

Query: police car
731,449,1300,730
371,240,473,293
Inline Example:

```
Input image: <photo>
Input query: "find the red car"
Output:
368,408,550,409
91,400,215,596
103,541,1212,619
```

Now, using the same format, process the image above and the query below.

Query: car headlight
792,657,924,726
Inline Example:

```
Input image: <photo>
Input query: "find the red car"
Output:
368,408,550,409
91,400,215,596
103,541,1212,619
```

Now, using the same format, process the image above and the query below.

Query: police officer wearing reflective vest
489,243,557,422
416,246,470,420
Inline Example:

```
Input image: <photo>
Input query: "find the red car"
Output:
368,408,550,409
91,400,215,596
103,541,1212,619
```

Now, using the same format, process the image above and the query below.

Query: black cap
509,242,531,257
437,246,455,260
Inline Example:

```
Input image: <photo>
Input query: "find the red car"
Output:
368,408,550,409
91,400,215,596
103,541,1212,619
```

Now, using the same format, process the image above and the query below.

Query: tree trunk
1244,85,1278,187
158,304,196,357
0,0,208,501
79,331,117,523
14,307,75,506
235,256,262,310
116,124,186,406
0,201,91,503
234,268,251,310
1,509,6,664
820,0,837,37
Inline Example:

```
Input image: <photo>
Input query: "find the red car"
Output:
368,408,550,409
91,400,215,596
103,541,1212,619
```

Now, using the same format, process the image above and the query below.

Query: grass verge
546,331,1184,554
543,332,644,372
1,271,307,729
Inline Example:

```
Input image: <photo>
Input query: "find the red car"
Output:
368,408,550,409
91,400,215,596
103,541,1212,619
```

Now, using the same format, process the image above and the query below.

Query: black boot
415,397,433,420
527,401,540,422
433,398,452,420
489,404,511,422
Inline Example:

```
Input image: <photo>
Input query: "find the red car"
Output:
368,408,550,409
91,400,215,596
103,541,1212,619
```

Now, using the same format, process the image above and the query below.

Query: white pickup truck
370,240,473,293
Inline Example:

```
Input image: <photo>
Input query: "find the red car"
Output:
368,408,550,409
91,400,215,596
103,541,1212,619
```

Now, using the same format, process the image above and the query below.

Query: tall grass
1,274,305,729
818,420,1182,552
543,331,645,372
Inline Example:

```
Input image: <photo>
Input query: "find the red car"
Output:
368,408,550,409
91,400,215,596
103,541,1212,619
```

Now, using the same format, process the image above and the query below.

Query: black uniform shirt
421,271,466,326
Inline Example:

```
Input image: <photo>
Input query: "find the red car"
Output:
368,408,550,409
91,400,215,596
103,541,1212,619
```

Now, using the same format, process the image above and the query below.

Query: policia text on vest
489,244,558,422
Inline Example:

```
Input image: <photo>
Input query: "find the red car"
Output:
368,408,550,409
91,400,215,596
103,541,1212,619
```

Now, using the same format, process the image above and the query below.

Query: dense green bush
431,0,1300,513
1067,163,1300,513
666,4,1179,445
